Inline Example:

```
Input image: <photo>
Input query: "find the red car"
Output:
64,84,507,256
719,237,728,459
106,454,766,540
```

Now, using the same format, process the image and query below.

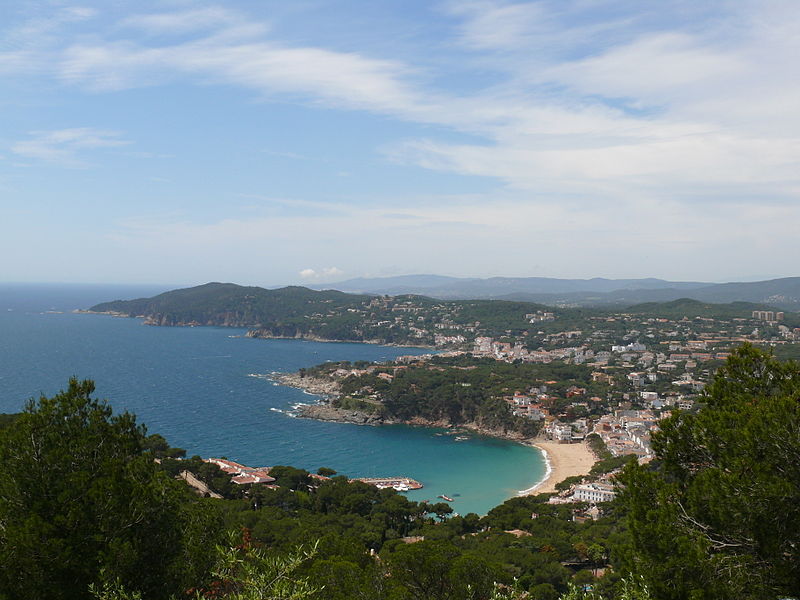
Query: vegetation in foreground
0,345,798,599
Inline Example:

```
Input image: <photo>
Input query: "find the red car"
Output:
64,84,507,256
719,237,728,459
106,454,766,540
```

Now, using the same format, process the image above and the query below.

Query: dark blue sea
0,283,545,515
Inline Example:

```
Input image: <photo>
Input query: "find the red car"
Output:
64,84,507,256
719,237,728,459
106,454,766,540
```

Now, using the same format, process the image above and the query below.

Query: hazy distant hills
310,274,707,296
311,275,800,310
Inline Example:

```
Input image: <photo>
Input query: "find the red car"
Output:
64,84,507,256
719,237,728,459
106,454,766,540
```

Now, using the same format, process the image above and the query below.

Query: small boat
454,436,469,441
438,494,454,502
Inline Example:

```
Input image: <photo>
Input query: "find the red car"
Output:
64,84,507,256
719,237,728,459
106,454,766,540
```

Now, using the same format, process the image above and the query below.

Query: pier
353,477,423,491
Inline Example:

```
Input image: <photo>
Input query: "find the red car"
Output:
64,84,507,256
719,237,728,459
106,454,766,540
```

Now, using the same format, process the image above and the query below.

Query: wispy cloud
443,0,551,50
40,1,798,205
2,1,799,282
58,6,427,118
120,7,245,36
11,128,129,167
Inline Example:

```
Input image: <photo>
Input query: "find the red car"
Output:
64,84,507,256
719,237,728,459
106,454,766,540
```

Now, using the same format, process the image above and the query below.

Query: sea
0,283,546,515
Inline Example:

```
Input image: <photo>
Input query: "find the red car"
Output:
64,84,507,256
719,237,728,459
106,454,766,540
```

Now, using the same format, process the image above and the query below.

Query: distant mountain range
309,275,800,310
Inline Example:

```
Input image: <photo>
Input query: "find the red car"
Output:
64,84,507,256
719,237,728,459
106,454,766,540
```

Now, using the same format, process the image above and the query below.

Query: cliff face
246,328,378,344
142,312,261,328
296,403,531,440
277,372,532,441
298,403,394,426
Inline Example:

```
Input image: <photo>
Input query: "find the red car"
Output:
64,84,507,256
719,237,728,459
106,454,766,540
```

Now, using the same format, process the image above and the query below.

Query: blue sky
1,0,798,286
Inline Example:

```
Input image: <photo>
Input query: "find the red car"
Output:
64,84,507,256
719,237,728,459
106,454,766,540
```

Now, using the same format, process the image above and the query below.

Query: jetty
353,477,423,492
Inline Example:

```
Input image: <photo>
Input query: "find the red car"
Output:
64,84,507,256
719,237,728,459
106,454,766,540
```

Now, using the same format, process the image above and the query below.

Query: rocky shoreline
271,370,598,495
247,329,436,349
272,372,390,425
273,371,533,442
271,372,342,400
298,403,396,426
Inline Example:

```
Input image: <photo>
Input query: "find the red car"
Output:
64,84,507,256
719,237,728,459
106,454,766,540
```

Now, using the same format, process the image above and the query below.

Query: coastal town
269,303,800,510
89,283,800,511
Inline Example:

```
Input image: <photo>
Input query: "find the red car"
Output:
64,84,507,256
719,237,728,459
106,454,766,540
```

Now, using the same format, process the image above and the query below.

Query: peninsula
273,356,599,494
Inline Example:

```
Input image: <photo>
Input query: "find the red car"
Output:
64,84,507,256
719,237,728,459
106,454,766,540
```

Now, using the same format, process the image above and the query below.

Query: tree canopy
0,378,220,599
618,344,800,599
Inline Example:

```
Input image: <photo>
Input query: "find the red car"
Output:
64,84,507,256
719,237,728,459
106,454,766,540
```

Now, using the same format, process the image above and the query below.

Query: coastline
247,330,437,349
519,440,597,496
273,371,597,495
77,311,441,349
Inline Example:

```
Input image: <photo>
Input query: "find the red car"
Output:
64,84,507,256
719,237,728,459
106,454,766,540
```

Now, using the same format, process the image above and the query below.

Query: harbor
353,477,424,492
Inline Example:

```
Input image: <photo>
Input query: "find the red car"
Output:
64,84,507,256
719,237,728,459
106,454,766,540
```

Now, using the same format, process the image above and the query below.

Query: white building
572,482,617,503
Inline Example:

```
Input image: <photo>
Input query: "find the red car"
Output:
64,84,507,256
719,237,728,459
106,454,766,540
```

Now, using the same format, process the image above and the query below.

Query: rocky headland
273,370,534,441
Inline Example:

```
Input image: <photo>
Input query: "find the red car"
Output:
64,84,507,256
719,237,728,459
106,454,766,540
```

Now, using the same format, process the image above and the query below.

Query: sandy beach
520,440,597,495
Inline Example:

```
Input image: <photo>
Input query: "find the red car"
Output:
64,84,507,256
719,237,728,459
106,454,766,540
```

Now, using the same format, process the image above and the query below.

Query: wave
247,373,271,379
269,407,297,418
517,446,552,495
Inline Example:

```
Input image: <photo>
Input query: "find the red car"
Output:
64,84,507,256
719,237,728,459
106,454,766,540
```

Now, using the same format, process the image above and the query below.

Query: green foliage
269,465,313,491
0,413,19,431
586,433,612,460
88,282,593,346
624,298,771,320
202,532,321,599
618,344,800,599
318,355,608,435
0,378,222,599
588,455,635,478
143,432,186,458
555,475,584,492
556,576,651,600
91,283,370,327
383,539,507,600
89,579,143,600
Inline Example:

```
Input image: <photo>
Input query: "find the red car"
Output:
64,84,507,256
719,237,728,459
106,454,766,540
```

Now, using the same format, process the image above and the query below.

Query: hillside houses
593,410,663,457
205,458,276,485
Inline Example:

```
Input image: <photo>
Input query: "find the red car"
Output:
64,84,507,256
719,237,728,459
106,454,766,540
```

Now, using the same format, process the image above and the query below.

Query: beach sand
520,440,597,495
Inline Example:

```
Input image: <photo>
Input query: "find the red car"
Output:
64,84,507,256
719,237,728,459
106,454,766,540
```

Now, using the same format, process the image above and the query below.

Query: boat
454,436,469,441
438,494,454,502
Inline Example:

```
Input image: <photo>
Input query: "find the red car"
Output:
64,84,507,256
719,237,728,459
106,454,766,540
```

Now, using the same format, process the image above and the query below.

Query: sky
1,0,799,286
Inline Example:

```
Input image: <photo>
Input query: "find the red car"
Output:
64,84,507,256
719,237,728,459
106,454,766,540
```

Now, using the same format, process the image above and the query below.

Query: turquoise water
0,285,546,515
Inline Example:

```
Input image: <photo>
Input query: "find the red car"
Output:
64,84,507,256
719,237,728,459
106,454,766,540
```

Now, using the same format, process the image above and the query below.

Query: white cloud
120,7,244,36
11,128,129,167
2,1,800,281
299,267,345,281
58,19,426,117
444,1,549,50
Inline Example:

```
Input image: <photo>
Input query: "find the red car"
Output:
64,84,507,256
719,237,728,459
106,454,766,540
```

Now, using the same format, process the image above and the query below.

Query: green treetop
0,378,221,599
618,344,800,599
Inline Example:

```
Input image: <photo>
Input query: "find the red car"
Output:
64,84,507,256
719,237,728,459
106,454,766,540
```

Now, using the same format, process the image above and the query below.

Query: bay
0,284,546,515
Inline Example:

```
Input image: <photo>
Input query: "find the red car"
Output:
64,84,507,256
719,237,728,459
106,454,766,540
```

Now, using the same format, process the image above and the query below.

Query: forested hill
88,282,560,345
623,298,772,319
89,282,791,347
90,282,372,328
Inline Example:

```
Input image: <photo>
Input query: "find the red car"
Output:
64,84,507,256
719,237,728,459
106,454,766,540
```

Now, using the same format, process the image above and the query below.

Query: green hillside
89,283,561,344
91,282,371,326
622,298,771,319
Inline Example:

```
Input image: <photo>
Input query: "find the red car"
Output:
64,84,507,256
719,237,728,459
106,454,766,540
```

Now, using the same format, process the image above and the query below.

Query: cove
0,286,546,515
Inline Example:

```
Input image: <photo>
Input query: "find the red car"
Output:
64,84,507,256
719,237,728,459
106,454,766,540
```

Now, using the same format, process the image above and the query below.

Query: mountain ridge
309,275,800,309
